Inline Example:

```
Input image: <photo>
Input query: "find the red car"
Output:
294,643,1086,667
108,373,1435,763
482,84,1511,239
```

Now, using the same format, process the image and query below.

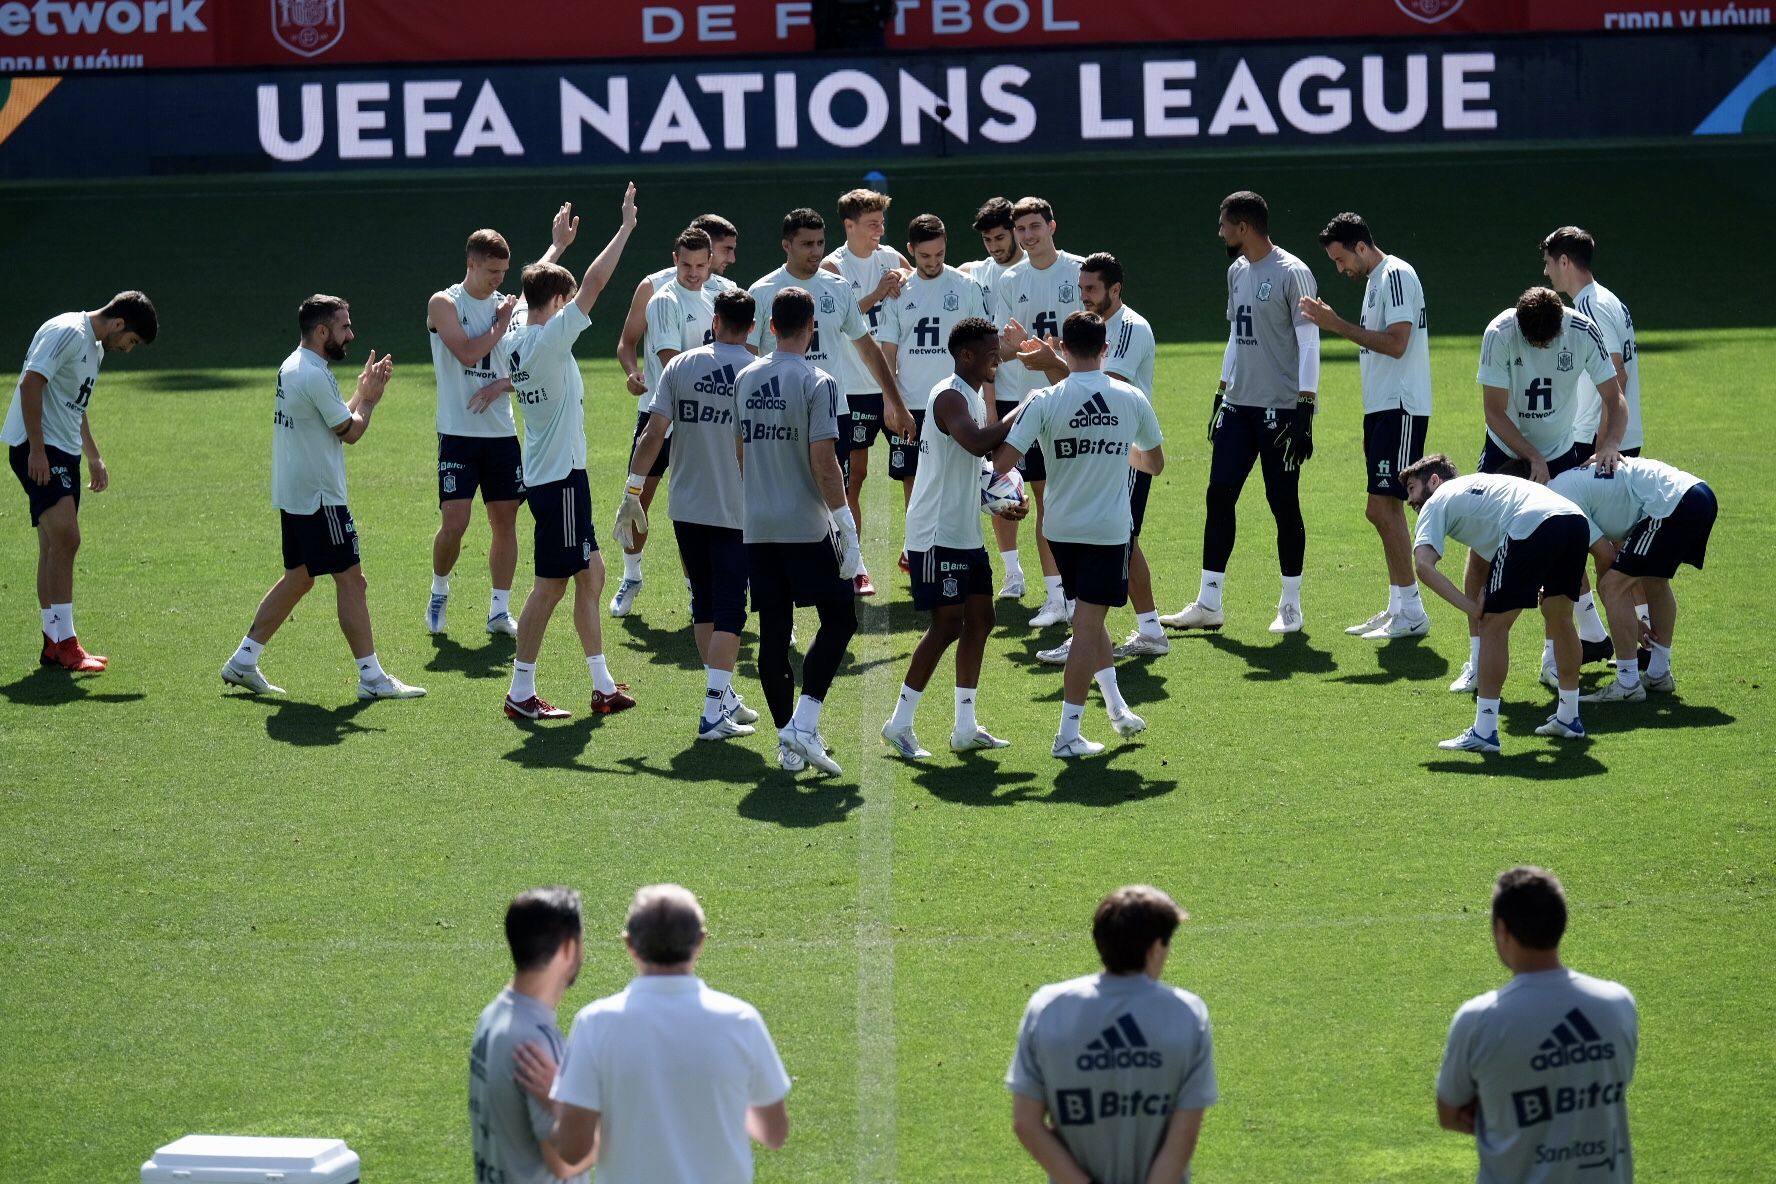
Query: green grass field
1,319,1771,1181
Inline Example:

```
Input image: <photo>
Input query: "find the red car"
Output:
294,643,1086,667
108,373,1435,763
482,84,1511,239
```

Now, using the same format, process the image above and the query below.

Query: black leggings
1203,403,1306,577
756,598,857,727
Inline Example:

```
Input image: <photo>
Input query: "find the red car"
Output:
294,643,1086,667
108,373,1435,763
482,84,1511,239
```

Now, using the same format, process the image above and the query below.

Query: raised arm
335,351,393,445
537,201,580,267
572,183,639,315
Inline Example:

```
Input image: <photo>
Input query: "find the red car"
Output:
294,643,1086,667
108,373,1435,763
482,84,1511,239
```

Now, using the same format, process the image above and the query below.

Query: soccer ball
981,467,1025,515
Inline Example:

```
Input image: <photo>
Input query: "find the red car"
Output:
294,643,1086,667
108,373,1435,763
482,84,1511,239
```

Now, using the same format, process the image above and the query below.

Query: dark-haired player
5,290,157,670
962,195,1030,598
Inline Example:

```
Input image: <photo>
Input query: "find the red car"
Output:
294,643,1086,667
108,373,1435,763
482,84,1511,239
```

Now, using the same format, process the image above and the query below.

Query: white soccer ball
981,466,1025,515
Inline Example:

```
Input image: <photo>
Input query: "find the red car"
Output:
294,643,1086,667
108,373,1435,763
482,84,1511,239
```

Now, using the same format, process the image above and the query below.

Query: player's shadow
254,698,380,747
133,370,241,391
912,748,1175,807
1019,663,1174,707
501,716,620,773
1330,639,1450,686
1570,695,1736,734
737,767,865,828
1423,712,1611,778
1200,631,1338,681
424,633,514,681
612,613,708,673
0,667,146,707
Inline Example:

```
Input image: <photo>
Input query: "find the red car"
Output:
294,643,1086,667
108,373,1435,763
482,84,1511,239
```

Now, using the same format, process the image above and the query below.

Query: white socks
954,687,977,733
1094,667,1129,716
588,654,617,695
622,552,643,582
791,694,823,732
890,683,922,729
510,660,537,702
1392,584,1423,619
230,636,263,668
355,652,386,684
1000,550,1023,581
1135,610,1162,639
1058,701,1085,743
43,602,73,642
703,667,733,724
431,573,450,597
1043,574,1064,604
1557,687,1580,724
1468,636,1483,669
1197,570,1225,612
1475,696,1500,737
1616,660,1641,690
1575,593,1608,643
1646,642,1672,679
1279,574,1303,610
490,588,511,618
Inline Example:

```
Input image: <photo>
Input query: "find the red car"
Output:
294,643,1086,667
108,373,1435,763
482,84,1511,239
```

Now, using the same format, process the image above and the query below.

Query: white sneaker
1448,662,1479,694
1540,663,1562,691
697,712,755,741
1437,727,1501,754
1362,613,1430,640
609,577,643,618
221,661,284,695
1158,601,1224,630
951,725,1011,751
1345,609,1390,636
358,674,427,700
485,611,518,637
780,724,841,774
1581,679,1646,703
998,575,1026,599
723,692,759,724
1036,638,1071,665
880,722,931,760
426,592,448,634
777,742,807,772
1112,631,1170,658
1109,709,1147,738
1052,734,1106,759
1268,603,1303,634
1029,598,1069,628
1643,670,1676,694
1534,714,1588,740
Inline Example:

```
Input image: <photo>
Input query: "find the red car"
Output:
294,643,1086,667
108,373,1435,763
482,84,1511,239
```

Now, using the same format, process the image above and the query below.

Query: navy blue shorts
9,442,79,527
633,410,669,479
1477,436,1585,479
887,409,924,482
280,505,360,577
908,546,992,610
1612,483,1716,580
747,538,850,610
675,520,747,633
438,433,523,504
847,393,885,454
1485,513,1589,613
527,469,597,579
1049,538,1132,608
1130,470,1153,537
1208,401,1303,487
997,399,1046,483
1363,410,1429,499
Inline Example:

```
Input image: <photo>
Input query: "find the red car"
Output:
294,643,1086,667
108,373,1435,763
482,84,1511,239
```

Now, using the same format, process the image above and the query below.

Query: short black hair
1515,286,1566,348
907,213,946,247
713,288,756,333
781,207,824,239
1061,310,1106,358
1492,866,1567,950
690,213,738,242
1541,225,1595,268
1081,252,1123,290
101,290,158,344
1318,212,1374,250
972,196,1014,234
1401,453,1458,485
771,286,815,339
675,227,712,254
1093,885,1186,974
297,294,348,337
505,886,582,972
1220,190,1269,236
948,316,998,357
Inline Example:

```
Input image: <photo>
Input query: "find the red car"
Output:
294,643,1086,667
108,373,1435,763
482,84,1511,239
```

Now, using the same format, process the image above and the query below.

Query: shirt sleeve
1413,495,1447,556
1579,293,1626,357
549,1014,602,1113
1579,319,1616,386
1003,390,1045,456
645,289,681,357
993,273,1016,327
1225,264,1238,323
309,369,352,430
1134,392,1163,451
1286,261,1318,327
1476,322,1510,387
1382,267,1417,328
1173,1002,1219,1111
1004,997,1047,1099
877,292,903,344
22,323,82,381
537,303,593,365
1435,1007,1479,1107
964,281,988,320
747,283,773,353
522,1025,568,1140
743,1010,793,1106
807,370,840,444
838,286,868,341
645,355,680,419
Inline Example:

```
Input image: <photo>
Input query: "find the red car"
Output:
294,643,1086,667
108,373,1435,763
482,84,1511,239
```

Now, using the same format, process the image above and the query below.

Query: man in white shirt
1541,227,1643,458
1404,453,1591,753
499,185,638,722
426,204,578,638
1299,212,1435,641
4,291,156,671
995,312,1165,760
220,295,423,700
549,885,792,1184
962,196,1030,599
1437,867,1637,1184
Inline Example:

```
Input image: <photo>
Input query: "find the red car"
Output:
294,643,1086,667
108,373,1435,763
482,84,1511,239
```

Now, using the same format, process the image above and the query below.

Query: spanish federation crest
1556,349,1574,372
272,0,346,59
943,291,960,312
442,473,457,494
941,576,959,598
1059,282,1074,303
819,293,836,315
853,423,868,443
1257,279,1274,302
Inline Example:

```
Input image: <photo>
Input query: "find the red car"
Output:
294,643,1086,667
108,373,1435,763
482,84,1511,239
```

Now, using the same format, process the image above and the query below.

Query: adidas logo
1068,391,1120,429
694,363,738,397
1530,1008,1616,1071
1018,294,1029,303
1075,1014,1164,1070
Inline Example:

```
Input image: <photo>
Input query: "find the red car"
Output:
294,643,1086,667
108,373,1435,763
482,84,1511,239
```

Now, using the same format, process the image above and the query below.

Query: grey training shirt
470,986,585,1184
1225,246,1317,410
646,341,753,531
736,351,841,544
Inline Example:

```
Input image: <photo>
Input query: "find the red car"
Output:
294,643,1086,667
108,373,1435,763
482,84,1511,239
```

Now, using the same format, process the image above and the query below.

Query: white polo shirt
552,974,791,1184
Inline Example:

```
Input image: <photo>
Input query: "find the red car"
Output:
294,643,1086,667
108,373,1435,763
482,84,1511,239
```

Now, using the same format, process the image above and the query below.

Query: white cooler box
142,1135,359,1183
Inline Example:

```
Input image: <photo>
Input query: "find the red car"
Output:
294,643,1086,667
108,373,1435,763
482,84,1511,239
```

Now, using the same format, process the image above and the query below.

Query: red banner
0,1,1766,73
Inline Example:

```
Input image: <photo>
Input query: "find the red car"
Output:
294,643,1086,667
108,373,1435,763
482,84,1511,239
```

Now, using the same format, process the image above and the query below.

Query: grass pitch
1,325,1771,1181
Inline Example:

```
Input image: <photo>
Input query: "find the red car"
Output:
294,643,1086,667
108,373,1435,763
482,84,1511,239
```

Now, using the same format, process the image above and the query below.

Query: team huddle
5,187,1715,764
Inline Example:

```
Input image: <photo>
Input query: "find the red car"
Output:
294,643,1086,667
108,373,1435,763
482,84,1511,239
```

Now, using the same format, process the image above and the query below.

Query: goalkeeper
881,318,1028,761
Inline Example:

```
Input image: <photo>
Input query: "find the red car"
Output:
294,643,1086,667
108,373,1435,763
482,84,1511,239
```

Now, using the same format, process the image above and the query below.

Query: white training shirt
270,345,352,513
1549,458,1702,544
643,267,734,394
2,311,101,455
878,266,988,411
1573,281,1642,450
824,243,902,394
552,975,792,1184
1478,308,1616,461
991,251,1086,403
1103,303,1157,400
965,253,1018,314
1359,255,1433,416
504,303,592,486
431,284,515,438
747,266,868,384
904,373,989,553
1005,370,1162,546
1412,473,1587,563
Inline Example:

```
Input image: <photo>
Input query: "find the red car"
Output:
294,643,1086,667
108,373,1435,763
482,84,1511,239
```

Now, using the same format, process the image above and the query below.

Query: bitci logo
272,0,345,59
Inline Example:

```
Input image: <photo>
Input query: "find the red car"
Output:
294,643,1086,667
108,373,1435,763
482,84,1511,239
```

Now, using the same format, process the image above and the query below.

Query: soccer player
427,203,579,638
1298,212,1435,641
500,185,638,722
619,288,763,741
4,291,156,671
611,214,740,617
962,196,1030,599
994,312,1164,760
220,296,423,700
822,188,912,590
748,209,909,599
1446,287,1627,694
991,196,1085,628
1162,191,1319,635
1007,886,1216,1184
1550,458,1716,701
736,288,862,775
1404,454,1591,753
469,887,595,1184
877,214,988,540
1542,227,1643,458
1437,867,1637,1184
881,317,1026,759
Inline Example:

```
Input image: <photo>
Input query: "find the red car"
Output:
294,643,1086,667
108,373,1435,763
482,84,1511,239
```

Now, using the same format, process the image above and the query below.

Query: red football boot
590,683,637,714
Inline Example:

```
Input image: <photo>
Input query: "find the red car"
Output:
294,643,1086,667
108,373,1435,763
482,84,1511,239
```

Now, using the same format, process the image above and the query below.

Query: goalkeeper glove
832,505,862,580
612,472,648,552
1279,397,1316,469
1206,390,1224,443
